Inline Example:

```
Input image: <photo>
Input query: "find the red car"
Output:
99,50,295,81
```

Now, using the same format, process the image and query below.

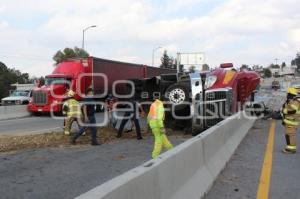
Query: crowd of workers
61,87,173,159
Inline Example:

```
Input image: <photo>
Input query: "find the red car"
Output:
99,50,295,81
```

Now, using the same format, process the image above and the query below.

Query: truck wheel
164,83,190,111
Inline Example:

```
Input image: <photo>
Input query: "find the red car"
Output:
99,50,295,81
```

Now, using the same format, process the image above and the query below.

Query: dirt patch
0,127,190,153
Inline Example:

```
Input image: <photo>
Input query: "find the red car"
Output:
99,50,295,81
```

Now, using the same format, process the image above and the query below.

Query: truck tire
164,83,190,111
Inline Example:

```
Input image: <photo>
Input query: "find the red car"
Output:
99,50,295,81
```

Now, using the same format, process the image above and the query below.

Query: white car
1,90,32,105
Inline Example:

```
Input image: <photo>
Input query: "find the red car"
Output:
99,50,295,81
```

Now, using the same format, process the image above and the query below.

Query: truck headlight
205,75,217,89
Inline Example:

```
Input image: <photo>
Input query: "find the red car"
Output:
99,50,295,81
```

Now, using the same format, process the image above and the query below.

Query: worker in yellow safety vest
148,99,173,159
282,87,300,154
62,90,82,135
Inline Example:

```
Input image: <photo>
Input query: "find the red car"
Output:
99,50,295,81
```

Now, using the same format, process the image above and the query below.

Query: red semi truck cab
28,59,92,113
28,57,175,114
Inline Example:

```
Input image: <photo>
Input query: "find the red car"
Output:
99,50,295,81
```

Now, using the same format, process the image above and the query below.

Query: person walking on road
62,90,81,135
148,99,173,159
281,87,300,154
116,98,144,140
71,88,100,146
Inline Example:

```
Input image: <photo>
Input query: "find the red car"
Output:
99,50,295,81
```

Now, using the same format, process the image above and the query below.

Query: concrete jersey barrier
0,105,30,120
77,112,256,199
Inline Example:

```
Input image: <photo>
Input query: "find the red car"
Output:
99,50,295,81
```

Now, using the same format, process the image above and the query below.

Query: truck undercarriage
131,71,237,135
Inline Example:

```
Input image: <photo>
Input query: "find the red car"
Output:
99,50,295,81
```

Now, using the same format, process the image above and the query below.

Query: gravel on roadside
0,127,191,153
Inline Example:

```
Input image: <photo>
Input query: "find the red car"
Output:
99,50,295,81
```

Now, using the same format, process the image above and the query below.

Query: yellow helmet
287,87,298,96
67,90,75,97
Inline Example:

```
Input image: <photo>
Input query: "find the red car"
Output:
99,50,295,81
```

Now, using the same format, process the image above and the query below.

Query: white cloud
0,0,299,76
288,28,300,44
166,0,204,12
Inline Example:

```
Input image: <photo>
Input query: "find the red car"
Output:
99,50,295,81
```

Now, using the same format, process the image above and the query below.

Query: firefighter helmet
287,87,298,96
67,90,75,97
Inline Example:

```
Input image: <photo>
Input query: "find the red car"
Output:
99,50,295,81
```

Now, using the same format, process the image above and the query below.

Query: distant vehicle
1,90,32,105
1,83,34,106
272,80,280,90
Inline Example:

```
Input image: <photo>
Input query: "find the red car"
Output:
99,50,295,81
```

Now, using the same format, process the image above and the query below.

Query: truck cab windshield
10,90,30,97
45,77,69,86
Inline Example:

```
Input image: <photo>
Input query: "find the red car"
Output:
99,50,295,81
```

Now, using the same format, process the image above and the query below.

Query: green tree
53,46,89,64
240,64,249,70
202,64,210,71
291,53,300,68
160,50,174,69
0,62,31,99
281,62,286,68
263,68,272,78
291,60,296,66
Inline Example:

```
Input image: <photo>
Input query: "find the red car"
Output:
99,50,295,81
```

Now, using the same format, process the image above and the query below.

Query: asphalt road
0,112,136,137
0,135,187,199
0,116,63,137
204,119,300,199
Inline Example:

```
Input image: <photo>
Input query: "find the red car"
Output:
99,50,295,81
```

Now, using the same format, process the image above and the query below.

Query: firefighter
282,87,300,154
148,99,173,159
62,90,81,135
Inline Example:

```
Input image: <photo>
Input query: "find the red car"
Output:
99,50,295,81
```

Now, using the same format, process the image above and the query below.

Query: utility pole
152,46,162,67
82,25,97,50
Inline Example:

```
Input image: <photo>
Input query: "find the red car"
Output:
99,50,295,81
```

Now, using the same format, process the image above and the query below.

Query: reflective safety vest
63,98,81,118
148,99,165,128
282,98,300,127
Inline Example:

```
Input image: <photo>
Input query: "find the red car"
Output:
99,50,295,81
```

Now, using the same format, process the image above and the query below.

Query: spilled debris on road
0,128,190,153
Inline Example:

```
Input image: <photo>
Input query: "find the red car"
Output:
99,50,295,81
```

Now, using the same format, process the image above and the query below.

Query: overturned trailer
131,63,260,135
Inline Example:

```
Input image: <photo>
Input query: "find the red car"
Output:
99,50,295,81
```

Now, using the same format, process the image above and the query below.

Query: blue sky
0,0,299,76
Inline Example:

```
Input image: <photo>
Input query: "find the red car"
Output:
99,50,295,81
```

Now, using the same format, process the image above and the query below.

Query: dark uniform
71,97,99,145
117,100,142,140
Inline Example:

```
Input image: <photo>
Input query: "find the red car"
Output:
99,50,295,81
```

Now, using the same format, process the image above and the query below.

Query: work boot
282,148,296,154
91,141,100,146
116,134,122,138
137,136,143,140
